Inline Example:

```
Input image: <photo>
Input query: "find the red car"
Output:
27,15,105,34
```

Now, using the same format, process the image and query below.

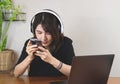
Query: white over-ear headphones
30,9,64,34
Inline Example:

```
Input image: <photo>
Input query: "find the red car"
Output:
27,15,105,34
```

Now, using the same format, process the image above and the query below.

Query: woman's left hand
35,46,53,63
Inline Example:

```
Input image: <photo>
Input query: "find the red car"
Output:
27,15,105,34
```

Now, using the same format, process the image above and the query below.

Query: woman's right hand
14,40,39,78
26,41,38,59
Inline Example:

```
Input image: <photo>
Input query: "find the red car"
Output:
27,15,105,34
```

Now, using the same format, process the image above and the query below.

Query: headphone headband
31,9,64,34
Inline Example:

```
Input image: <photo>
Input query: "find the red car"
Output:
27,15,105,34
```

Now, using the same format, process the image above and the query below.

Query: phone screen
30,38,42,46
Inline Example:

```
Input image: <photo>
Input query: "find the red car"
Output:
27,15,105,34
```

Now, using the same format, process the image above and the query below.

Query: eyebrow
36,30,42,33
36,30,41,32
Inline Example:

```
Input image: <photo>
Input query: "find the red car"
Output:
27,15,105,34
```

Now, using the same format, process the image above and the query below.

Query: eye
46,32,51,35
36,30,42,34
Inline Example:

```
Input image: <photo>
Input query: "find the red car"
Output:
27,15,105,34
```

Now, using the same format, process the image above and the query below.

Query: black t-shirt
16,36,75,77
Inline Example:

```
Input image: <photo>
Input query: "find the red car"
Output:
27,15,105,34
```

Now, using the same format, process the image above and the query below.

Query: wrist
27,55,34,61
56,61,63,70
50,57,63,70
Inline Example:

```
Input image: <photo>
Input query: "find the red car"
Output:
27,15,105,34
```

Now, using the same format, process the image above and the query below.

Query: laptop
50,54,114,84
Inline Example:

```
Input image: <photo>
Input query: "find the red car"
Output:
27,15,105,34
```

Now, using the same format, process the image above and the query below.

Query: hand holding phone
30,38,42,47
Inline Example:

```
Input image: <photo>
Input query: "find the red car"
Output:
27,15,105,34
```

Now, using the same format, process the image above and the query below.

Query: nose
41,33,47,41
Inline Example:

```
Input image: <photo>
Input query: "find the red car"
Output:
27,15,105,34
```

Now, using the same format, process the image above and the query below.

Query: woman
14,9,75,77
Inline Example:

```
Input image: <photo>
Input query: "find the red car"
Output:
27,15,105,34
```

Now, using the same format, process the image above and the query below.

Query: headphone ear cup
30,16,35,34
30,22,33,33
58,24,61,33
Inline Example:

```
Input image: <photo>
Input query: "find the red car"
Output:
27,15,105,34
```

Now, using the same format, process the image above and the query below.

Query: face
35,24,53,48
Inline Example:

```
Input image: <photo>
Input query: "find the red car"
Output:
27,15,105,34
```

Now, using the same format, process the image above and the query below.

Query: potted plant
0,0,20,72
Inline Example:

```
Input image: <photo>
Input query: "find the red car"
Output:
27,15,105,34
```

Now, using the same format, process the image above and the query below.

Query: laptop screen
68,54,114,84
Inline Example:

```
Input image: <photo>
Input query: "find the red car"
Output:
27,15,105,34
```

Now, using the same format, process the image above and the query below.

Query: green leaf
0,35,7,51
0,10,2,39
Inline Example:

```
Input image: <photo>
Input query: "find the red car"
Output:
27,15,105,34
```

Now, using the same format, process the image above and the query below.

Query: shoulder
59,36,73,49
63,36,73,44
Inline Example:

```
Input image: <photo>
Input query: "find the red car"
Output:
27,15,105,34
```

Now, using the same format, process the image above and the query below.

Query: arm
52,37,75,77
14,41,38,77
14,55,33,77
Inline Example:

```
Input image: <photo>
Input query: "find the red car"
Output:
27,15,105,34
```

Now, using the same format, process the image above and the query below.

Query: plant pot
2,9,26,21
0,49,17,72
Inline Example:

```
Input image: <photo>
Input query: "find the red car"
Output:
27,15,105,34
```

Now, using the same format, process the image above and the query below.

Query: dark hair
32,12,64,53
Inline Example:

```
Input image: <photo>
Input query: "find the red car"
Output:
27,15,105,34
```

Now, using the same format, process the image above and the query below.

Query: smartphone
30,38,42,47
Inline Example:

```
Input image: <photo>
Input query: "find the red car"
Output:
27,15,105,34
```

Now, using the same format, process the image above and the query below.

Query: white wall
7,0,120,77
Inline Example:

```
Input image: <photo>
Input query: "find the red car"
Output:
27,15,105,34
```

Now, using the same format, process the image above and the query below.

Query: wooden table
0,73,120,84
